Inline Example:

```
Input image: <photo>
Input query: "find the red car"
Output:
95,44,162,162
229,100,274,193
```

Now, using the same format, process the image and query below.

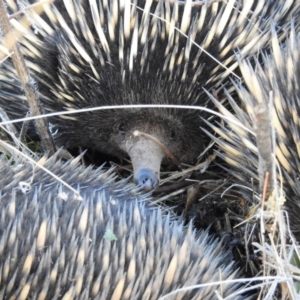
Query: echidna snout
126,138,164,190
111,116,183,190
136,168,158,190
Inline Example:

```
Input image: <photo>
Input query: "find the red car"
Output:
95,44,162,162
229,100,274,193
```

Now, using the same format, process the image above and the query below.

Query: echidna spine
204,19,300,241
0,153,247,299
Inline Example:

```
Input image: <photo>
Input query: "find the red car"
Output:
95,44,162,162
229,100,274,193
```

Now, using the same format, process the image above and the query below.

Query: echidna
0,153,250,299
0,0,297,190
204,20,300,241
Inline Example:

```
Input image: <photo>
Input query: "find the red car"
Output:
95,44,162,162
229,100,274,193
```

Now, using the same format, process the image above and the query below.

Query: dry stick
0,0,56,155
9,0,52,19
0,0,54,61
153,180,193,194
254,102,276,298
162,0,223,6
254,103,274,200
262,172,270,207
184,184,200,220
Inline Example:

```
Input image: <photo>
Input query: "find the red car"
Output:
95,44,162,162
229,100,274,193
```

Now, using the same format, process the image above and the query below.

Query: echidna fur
203,21,300,241
0,154,250,299
0,0,298,190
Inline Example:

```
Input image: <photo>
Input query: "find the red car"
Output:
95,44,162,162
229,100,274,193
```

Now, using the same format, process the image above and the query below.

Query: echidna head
46,88,203,191
7,0,271,191
110,110,185,190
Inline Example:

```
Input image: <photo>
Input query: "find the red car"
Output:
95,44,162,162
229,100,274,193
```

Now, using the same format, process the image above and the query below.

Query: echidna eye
171,130,176,138
118,123,126,133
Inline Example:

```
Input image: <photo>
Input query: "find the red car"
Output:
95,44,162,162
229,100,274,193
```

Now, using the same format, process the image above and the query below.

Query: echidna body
205,21,300,240
0,0,297,190
0,154,248,299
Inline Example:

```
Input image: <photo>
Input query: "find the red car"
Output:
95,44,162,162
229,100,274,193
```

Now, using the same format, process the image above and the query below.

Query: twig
254,103,274,200
0,0,56,155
